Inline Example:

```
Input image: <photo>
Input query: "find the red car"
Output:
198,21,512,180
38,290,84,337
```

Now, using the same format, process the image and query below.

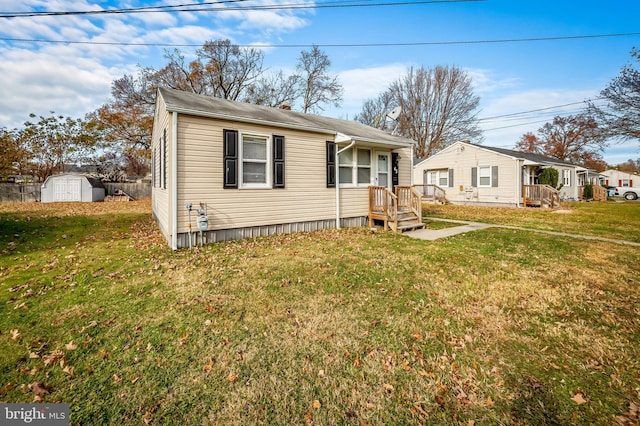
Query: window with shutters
240,132,271,188
563,169,571,186
622,179,629,187
426,169,449,187
478,166,491,187
338,147,372,187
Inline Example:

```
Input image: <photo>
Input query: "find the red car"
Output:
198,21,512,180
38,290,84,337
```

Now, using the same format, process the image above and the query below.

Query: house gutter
335,139,356,230
171,111,178,250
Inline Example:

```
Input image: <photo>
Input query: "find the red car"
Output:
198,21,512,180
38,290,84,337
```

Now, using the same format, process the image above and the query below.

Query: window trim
338,146,373,188
478,166,491,187
563,169,571,187
239,131,272,189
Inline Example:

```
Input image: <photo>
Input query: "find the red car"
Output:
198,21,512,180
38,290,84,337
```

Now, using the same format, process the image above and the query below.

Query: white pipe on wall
335,140,356,230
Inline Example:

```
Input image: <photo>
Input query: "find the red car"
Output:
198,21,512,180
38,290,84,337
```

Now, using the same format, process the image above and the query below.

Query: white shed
41,174,106,203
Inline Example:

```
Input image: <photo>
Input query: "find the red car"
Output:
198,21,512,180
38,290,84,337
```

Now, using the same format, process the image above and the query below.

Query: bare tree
197,39,264,101
297,45,343,113
361,66,482,159
244,71,300,107
354,90,396,132
588,47,640,146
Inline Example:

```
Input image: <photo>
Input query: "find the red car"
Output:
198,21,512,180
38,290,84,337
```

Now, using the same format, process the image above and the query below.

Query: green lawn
423,200,640,243
1,201,638,425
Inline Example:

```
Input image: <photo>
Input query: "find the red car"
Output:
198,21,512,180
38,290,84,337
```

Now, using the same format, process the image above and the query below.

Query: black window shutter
492,166,499,187
273,135,285,188
223,129,238,188
326,141,336,188
471,167,477,188
448,168,454,188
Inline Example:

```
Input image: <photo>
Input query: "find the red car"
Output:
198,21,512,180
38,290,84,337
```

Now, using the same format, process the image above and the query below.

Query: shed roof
158,87,415,148
42,173,105,189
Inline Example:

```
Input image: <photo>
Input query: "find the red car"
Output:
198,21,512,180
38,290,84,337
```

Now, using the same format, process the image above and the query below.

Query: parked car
615,187,640,200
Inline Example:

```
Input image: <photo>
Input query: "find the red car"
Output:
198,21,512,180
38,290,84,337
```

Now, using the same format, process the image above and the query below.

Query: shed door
54,179,67,201
68,178,81,201
53,177,82,201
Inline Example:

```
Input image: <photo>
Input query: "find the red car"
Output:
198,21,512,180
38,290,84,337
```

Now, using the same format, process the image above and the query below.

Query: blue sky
0,0,638,164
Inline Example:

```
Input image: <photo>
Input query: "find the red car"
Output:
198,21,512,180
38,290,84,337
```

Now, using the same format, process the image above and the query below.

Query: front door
376,152,391,189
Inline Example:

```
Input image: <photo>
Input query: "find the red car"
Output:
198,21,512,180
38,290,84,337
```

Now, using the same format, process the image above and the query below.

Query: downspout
410,146,414,186
171,111,178,250
335,139,356,230
515,159,520,207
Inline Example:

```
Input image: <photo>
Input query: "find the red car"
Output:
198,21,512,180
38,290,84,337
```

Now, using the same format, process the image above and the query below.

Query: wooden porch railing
523,184,560,208
396,185,423,222
413,184,448,204
369,186,398,231
578,185,607,202
368,185,422,232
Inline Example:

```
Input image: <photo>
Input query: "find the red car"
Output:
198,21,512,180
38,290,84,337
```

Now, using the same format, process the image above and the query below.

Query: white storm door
376,152,391,189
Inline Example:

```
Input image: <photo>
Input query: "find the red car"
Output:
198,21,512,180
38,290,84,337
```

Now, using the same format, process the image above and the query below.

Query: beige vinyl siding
414,143,521,205
176,115,341,233
151,95,171,240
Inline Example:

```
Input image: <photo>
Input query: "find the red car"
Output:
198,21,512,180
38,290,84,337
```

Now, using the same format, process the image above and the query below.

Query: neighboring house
601,169,639,188
151,88,416,249
412,141,596,207
41,173,106,203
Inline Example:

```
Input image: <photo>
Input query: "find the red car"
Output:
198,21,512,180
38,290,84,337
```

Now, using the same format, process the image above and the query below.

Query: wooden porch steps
396,210,425,232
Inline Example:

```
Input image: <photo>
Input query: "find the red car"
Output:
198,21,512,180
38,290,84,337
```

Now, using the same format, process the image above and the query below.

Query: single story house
412,141,596,207
151,88,417,249
601,169,639,188
41,173,106,203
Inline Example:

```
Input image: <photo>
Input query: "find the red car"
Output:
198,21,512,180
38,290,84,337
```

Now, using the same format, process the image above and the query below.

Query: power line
0,0,484,18
1,32,639,48
477,99,602,122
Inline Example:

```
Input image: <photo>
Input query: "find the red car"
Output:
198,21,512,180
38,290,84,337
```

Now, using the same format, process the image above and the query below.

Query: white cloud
337,64,407,113
0,47,122,127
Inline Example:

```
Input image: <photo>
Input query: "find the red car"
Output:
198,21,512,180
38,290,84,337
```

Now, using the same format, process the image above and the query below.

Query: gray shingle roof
470,144,579,167
158,87,414,147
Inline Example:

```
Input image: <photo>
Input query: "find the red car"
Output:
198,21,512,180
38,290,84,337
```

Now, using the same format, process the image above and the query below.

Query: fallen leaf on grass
312,400,321,409
0,383,13,395
203,363,213,372
30,381,51,396
571,392,587,405
10,329,20,340
227,372,238,383
42,350,65,366
383,383,394,393
62,366,74,377
65,341,78,350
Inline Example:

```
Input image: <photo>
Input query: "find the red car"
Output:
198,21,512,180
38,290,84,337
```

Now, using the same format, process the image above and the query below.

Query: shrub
538,168,560,189
583,182,594,200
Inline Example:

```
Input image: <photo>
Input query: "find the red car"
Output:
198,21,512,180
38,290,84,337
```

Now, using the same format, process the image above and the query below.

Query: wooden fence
0,183,41,202
103,182,151,200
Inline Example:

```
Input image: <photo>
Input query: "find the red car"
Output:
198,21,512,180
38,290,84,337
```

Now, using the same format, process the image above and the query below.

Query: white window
427,169,448,187
338,147,372,186
240,133,271,188
479,166,491,187
622,179,629,187
563,169,571,186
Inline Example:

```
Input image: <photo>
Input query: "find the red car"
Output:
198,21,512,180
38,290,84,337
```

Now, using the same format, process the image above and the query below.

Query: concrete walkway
405,217,640,247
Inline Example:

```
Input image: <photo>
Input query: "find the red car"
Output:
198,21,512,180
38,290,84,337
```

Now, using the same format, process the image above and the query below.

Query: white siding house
413,141,588,206
152,88,415,249
601,169,639,188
